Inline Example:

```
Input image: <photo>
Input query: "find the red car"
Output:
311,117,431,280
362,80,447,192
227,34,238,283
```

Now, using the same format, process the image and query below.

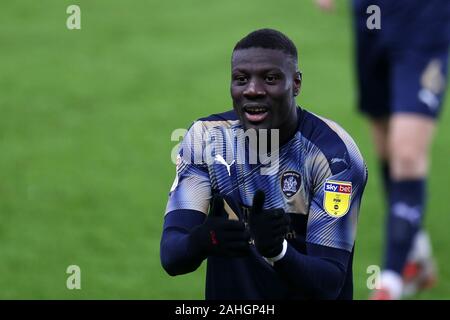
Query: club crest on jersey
281,171,301,197
323,180,352,217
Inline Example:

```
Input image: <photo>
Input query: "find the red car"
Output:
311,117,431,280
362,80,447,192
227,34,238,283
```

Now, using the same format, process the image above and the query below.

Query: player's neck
278,105,300,146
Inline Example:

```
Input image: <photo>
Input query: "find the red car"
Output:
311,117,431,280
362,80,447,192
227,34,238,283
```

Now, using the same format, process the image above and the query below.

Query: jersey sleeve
165,121,211,215
306,140,368,252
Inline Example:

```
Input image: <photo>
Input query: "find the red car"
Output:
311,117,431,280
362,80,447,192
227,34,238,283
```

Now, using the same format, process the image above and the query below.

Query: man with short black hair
160,28,368,299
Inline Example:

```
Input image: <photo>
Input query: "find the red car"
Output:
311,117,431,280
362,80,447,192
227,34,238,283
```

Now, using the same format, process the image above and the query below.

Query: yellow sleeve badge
323,180,352,218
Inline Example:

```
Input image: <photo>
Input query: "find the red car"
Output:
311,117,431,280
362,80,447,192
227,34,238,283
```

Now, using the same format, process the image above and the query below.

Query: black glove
248,190,290,258
188,194,251,258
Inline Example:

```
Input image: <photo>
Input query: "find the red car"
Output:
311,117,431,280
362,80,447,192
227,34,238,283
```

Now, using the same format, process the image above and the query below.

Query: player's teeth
245,106,268,115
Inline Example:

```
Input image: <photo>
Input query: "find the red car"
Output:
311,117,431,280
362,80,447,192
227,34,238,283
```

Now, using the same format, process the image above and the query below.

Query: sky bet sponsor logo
323,180,352,217
324,181,352,194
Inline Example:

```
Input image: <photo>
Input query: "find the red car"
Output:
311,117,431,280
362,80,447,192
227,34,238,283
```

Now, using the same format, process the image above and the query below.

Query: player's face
231,48,301,132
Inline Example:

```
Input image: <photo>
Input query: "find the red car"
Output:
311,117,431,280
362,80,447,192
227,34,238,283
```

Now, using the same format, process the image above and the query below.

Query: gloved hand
248,190,290,258
189,194,251,258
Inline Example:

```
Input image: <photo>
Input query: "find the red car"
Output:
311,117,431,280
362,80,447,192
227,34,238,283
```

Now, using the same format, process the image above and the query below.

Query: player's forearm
273,243,349,299
160,226,206,276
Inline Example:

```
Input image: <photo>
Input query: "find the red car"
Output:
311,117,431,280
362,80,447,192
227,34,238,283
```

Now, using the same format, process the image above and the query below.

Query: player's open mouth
243,105,269,123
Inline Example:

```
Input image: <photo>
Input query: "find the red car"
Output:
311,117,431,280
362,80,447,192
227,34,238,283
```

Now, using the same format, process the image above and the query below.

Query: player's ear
293,71,302,97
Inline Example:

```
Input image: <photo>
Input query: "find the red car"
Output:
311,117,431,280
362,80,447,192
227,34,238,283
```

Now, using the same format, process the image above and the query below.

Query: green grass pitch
0,0,449,299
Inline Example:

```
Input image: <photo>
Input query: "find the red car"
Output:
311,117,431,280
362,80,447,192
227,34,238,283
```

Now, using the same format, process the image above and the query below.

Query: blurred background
0,0,449,299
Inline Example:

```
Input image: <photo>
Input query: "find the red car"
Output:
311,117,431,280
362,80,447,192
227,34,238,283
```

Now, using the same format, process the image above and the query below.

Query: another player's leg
366,118,399,300
373,114,436,300
369,119,390,195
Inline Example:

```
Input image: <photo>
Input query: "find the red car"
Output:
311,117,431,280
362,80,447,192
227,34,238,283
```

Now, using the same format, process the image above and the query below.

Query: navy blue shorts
355,27,449,119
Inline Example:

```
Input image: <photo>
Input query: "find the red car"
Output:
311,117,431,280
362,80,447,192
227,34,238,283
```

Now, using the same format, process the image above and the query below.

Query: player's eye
265,74,279,84
234,75,248,85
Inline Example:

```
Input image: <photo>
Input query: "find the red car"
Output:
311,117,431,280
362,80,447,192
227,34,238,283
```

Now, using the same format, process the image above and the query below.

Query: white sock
408,230,432,262
380,270,403,299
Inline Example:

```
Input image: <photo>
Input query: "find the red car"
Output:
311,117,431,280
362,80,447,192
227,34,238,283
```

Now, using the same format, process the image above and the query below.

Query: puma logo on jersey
214,154,235,176
331,157,349,167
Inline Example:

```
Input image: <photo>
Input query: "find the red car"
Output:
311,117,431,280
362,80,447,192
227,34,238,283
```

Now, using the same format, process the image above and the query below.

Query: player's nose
243,79,266,99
